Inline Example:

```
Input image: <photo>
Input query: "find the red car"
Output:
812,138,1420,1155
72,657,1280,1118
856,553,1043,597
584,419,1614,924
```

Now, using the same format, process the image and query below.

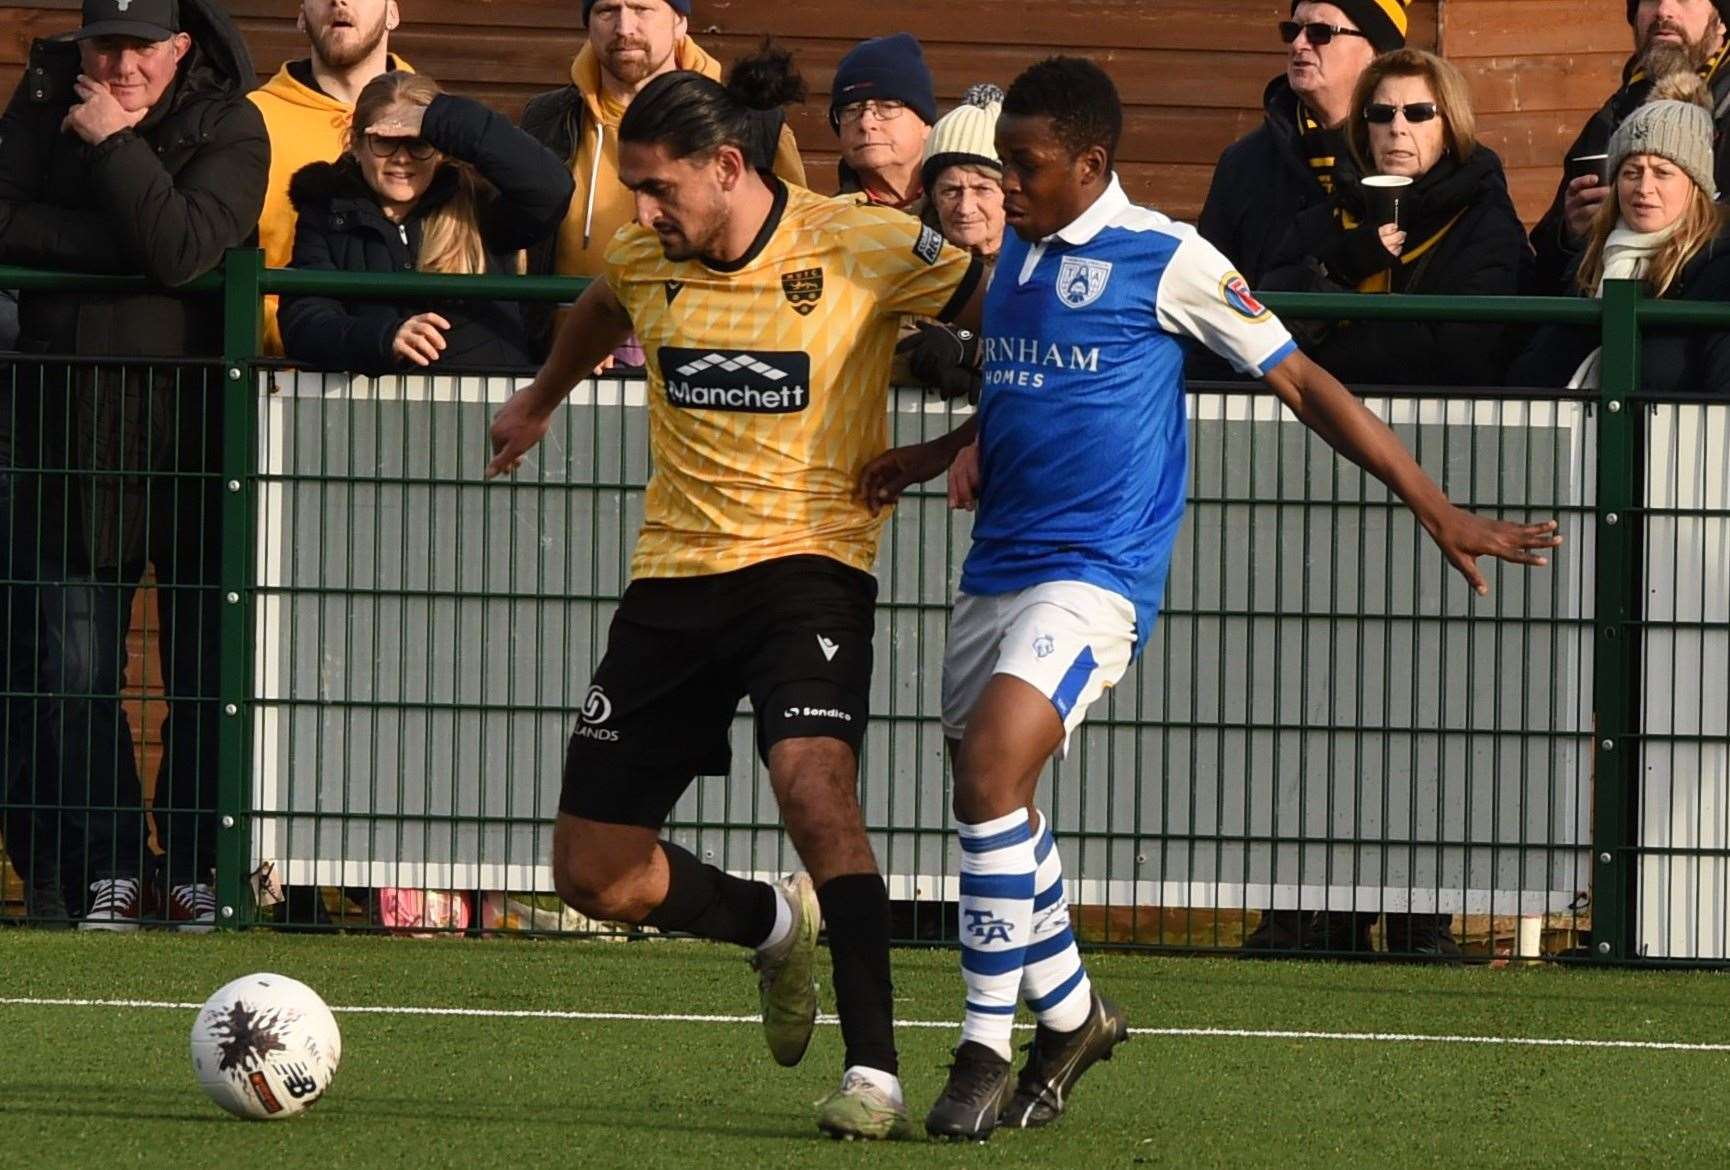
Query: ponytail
619,41,806,164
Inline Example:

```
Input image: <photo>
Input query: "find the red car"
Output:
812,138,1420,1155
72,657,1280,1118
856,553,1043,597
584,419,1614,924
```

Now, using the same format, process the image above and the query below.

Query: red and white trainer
79,877,144,932
168,883,217,933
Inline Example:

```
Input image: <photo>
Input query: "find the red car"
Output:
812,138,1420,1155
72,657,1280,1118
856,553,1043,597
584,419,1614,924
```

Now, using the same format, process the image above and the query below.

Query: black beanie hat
582,0,690,24
1629,0,1730,22
1291,0,1410,53
828,33,938,130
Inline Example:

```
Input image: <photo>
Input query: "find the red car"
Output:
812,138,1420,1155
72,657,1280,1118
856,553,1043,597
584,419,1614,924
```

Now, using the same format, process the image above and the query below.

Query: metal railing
0,251,1725,965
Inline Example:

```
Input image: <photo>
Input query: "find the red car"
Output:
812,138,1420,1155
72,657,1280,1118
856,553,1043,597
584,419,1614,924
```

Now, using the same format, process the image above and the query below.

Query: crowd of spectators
0,0,1725,946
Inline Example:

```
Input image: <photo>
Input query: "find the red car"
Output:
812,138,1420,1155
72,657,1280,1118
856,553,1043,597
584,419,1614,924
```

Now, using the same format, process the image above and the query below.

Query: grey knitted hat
1607,73,1717,197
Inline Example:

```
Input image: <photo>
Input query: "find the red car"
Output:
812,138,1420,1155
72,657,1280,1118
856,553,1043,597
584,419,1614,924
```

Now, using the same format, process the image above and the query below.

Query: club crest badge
780,267,823,316
1056,256,1112,309
1220,273,1271,321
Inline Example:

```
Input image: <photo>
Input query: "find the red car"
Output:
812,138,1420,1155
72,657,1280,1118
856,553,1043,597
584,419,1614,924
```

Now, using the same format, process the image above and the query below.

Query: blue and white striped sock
958,808,1036,1061
1019,811,1093,1033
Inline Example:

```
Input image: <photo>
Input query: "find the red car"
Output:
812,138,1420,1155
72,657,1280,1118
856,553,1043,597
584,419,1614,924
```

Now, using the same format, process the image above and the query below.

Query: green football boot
750,872,820,1067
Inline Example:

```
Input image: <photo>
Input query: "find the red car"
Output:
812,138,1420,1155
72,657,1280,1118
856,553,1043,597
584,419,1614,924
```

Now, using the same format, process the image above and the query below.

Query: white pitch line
4,996,1730,1054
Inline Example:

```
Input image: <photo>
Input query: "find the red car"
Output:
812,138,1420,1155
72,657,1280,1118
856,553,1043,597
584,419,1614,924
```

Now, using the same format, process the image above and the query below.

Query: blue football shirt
961,176,1298,649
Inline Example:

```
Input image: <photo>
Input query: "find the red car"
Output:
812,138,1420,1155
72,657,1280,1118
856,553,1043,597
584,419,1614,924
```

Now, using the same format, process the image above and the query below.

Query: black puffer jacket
0,0,267,567
1508,229,1730,397
0,0,266,353
1260,146,1533,386
280,94,573,375
1529,58,1730,295
1198,75,1336,287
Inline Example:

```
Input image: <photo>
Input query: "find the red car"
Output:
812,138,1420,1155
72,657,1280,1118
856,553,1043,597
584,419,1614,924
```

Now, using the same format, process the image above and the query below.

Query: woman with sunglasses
1511,72,1730,395
280,72,574,374
1261,48,1530,389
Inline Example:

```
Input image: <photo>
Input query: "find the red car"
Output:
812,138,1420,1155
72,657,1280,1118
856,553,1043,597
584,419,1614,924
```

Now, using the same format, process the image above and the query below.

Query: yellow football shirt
606,181,981,580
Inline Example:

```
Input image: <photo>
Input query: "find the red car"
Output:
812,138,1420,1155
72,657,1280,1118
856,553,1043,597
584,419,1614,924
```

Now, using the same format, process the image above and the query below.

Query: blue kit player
860,57,1562,1141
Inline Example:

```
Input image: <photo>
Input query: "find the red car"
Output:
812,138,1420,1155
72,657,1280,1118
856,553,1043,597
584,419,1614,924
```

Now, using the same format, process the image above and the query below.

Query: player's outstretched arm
486,279,634,478
1261,350,1562,595
858,416,981,514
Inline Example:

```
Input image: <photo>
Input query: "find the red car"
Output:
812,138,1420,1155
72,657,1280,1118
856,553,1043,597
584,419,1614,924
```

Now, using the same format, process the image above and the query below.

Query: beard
1639,18,1724,72
654,201,727,263
599,37,675,87
311,10,390,71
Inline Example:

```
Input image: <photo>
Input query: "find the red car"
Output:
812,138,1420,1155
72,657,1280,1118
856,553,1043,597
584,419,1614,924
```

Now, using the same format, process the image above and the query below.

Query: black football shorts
559,555,876,828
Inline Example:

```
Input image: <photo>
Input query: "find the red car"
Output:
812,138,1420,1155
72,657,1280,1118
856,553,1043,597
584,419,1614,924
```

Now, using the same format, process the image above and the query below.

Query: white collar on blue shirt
1044,174,1130,247
1019,174,1131,285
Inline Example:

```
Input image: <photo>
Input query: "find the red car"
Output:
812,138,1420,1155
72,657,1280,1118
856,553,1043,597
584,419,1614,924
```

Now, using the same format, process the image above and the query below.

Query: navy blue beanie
829,33,938,129
583,0,691,24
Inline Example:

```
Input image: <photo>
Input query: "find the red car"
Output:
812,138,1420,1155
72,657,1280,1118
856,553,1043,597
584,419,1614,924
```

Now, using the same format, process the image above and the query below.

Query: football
189,973,342,1120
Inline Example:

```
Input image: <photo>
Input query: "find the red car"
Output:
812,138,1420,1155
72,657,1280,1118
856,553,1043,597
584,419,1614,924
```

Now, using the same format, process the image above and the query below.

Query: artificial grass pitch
3,932,1729,1168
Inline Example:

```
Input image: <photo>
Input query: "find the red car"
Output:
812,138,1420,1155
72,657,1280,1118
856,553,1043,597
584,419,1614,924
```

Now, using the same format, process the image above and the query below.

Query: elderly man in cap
1200,1,1412,287
1531,0,1730,293
0,0,268,930
520,0,807,364
831,33,938,212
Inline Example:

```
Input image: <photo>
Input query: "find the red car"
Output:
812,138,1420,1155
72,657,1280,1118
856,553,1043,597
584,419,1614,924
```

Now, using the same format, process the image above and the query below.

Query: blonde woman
281,72,573,373
1513,72,1730,394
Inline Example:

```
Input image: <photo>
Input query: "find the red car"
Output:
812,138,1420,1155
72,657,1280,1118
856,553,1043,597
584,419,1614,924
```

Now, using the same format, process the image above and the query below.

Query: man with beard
521,0,806,363
1199,2,1410,288
250,0,410,355
1530,0,1730,294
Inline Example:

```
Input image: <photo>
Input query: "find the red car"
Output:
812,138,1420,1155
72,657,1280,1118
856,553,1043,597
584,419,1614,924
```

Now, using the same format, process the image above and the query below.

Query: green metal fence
2,253,1726,965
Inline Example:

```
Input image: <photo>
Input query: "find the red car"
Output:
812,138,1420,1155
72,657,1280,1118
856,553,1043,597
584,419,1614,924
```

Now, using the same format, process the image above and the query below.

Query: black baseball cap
75,0,181,42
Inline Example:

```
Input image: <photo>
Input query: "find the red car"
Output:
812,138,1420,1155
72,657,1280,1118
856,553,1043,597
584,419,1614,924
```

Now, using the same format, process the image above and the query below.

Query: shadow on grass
0,1083,228,1125
0,1081,807,1143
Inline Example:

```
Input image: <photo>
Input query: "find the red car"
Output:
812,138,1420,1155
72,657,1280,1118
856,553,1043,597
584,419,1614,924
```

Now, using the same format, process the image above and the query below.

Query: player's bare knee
554,862,655,923
952,742,1026,823
551,817,661,922
769,738,860,816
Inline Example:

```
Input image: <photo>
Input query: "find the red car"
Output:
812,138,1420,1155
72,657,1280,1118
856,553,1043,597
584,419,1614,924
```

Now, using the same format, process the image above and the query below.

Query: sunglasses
1363,102,1441,124
1279,20,1371,45
364,134,437,160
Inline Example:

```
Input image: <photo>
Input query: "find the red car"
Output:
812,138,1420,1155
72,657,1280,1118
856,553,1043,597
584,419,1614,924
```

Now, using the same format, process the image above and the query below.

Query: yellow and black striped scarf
1336,206,1469,292
1298,103,1345,196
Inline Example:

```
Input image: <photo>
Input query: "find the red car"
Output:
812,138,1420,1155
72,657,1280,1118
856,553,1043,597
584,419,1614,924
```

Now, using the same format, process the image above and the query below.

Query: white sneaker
817,1067,916,1141
168,882,216,933
79,878,143,932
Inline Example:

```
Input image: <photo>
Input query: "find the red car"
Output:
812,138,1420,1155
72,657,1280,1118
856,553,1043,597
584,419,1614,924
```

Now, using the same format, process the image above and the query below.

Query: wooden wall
3,1,1633,223
1447,1,1634,223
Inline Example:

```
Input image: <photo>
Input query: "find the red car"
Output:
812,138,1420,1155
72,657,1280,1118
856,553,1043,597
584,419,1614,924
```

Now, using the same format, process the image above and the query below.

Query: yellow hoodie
552,37,807,279
247,56,413,356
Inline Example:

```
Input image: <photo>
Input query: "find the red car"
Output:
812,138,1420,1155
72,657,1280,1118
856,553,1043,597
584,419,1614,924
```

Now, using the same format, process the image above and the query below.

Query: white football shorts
940,580,1136,757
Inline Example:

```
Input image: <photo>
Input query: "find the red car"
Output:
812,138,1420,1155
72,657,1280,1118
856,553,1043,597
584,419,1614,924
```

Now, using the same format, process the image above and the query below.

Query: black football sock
817,873,899,1076
640,841,778,949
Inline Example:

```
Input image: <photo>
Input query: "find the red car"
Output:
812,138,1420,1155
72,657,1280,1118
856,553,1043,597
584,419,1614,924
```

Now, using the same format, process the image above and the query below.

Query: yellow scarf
1339,207,1469,293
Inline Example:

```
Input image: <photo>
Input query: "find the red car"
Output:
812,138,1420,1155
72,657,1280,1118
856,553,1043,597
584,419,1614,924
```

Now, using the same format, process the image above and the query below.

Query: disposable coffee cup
1568,153,1609,185
1361,174,1413,228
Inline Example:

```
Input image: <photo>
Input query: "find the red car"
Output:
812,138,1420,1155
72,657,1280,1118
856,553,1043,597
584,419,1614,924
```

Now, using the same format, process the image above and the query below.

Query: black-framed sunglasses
1363,102,1441,125
1279,20,1371,45
364,134,437,160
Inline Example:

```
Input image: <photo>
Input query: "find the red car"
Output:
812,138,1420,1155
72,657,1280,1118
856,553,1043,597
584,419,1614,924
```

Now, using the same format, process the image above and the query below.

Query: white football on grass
189,973,341,1119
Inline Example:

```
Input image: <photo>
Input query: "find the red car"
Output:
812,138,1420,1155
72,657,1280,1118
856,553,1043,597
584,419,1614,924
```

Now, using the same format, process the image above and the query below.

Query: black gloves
1317,221,1401,286
896,321,982,402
